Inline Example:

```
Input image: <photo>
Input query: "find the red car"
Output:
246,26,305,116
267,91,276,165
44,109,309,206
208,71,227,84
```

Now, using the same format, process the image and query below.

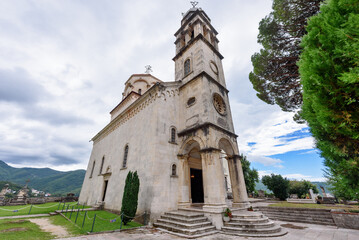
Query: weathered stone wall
331,210,359,230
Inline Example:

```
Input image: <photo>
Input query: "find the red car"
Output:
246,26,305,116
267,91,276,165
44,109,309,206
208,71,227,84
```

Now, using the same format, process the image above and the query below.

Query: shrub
262,174,290,200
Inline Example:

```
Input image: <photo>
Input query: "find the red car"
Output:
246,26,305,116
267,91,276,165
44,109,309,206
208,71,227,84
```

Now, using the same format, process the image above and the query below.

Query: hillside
0,160,85,195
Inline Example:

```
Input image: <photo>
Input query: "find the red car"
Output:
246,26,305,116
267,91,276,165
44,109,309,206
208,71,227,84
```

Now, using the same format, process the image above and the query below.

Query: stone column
200,149,227,210
227,155,250,208
177,154,191,208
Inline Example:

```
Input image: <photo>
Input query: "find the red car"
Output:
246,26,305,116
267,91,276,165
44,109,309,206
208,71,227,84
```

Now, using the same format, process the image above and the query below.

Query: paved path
0,214,49,220
58,221,359,240
30,217,70,238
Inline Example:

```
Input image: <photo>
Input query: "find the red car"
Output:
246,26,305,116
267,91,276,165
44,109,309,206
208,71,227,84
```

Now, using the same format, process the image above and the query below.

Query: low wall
287,199,316,204
331,210,359,230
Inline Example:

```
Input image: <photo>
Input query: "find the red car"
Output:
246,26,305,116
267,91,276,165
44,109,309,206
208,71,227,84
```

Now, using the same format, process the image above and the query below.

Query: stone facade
79,7,249,224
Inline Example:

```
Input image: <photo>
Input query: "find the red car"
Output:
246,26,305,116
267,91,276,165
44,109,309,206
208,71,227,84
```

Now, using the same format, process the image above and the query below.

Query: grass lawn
63,210,142,233
0,218,54,240
0,202,90,217
269,202,359,210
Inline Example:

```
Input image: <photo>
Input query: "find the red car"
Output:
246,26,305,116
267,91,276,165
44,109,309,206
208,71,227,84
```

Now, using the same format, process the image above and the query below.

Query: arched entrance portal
177,139,205,207
178,137,228,209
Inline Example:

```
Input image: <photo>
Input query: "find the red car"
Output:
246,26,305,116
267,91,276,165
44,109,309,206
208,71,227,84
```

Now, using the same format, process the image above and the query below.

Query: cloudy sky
0,0,325,181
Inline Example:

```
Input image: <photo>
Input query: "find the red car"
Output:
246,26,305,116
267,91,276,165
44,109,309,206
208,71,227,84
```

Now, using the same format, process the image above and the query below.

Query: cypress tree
121,171,140,224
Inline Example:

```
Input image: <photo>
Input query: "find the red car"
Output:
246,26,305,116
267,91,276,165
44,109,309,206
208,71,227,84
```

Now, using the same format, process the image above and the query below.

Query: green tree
298,0,359,200
240,154,259,194
262,174,290,200
250,0,322,119
289,180,318,198
121,171,140,225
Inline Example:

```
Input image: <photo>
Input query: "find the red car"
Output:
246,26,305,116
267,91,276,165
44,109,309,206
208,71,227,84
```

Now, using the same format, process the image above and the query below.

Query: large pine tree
250,0,322,118
299,0,359,200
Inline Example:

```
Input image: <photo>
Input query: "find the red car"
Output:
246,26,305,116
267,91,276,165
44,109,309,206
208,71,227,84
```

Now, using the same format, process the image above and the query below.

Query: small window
90,161,95,178
187,97,196,107
99,156,105,175
138,89,142,95
171,128,176,143
123,145,129,168
184,59,191,76
172,164,177,176
191,30,194,39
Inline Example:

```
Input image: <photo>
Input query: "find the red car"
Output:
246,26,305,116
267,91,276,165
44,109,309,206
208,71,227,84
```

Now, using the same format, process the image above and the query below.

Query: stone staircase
153,210,218,238
256,206,336,226
222,211,287,237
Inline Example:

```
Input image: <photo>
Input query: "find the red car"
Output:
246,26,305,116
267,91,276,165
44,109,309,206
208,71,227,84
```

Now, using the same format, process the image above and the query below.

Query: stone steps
221,210,287,237
161,215,208,224
230,216,269,224
224,220,275,229
154,210,217,238
155,227,218,239
265,214,336,226
153,222,216,236
262,211,332,219
157,218,213,229
222,225,281,234
223,228,288,238
256,206,336,226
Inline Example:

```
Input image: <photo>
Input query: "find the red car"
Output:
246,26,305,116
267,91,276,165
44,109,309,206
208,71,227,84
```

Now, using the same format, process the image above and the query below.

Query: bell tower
175,4,250,215
173,6,226,87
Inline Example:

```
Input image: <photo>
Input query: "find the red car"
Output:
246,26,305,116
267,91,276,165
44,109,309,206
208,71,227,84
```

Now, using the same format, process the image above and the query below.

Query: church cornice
92,82,180,143
173,34,223,61
110,91,140,114
177,122,238,138
179,71,229,94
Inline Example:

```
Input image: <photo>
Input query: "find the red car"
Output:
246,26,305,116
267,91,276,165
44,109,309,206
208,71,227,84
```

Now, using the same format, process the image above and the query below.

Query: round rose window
213,93,226,115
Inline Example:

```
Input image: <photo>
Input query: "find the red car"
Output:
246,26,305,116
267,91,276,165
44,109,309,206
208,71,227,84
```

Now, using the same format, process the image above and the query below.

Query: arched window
99,156,105,175
184,59,191,76
123,145,129,168
171,128,176,143
172,164,177,176
90,161,95,178
138,89,142,95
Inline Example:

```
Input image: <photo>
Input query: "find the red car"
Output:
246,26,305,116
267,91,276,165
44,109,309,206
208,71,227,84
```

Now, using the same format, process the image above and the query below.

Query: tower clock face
209,61,218,75
213,93,226,115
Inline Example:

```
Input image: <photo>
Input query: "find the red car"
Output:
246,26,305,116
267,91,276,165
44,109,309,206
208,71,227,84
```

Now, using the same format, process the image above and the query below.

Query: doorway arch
178,138,205,206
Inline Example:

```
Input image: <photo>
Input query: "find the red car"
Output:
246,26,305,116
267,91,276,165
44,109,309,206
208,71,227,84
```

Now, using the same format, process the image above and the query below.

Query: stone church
79,6,283,236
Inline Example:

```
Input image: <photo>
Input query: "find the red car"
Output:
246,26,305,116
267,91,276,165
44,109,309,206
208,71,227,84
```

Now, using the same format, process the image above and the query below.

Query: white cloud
258,171,326,182
247,155,284,168
283,174,327,182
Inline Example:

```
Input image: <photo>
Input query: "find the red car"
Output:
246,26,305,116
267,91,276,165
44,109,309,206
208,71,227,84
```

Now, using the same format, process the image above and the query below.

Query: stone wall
331,210,359,230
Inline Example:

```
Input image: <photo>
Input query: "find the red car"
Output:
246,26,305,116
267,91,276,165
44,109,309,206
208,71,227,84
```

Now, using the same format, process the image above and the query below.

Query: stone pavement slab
58,221,359,240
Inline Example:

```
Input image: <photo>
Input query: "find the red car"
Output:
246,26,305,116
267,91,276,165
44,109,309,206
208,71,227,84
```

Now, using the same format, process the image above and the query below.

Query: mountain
0,160,85,195
255,180,272,193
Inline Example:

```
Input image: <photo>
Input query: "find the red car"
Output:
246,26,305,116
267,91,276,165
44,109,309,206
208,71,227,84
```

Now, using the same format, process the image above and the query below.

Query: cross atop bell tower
173,5,226,87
